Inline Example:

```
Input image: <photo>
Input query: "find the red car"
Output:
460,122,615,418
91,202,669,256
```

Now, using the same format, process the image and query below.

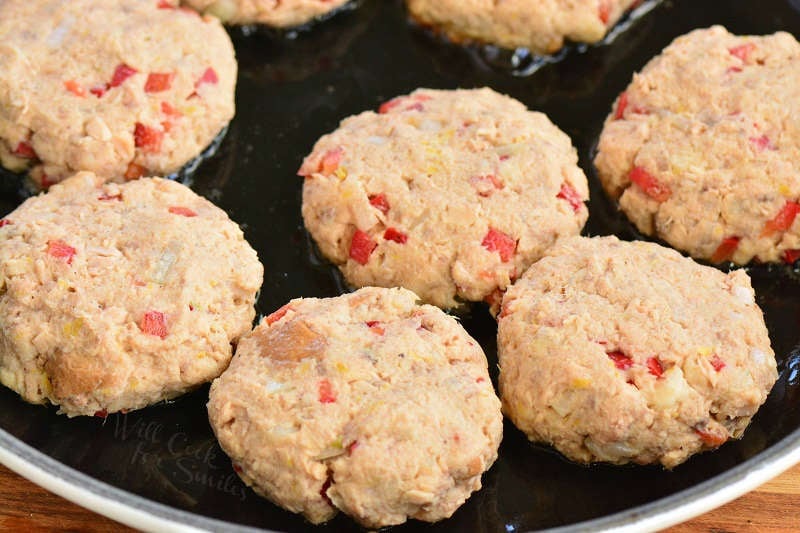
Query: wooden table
0,462,798,532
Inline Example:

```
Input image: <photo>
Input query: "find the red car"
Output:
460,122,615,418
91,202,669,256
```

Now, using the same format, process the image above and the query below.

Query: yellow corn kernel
571,377,591,389
697,346,713,357
62,318,84,337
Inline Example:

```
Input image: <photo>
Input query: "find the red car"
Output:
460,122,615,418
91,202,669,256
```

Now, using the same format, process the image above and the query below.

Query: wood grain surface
0,462,798,532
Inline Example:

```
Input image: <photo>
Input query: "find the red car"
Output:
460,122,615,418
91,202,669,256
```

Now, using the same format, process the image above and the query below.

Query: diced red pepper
47,240,76,264
598,0,611,24
557,183,584,212
646,357,664,378
378,94,431,114
629,166,671,202
318,378,336,403
0,219,11,227
133,123,163,152
614,92,628,120
607,351,633,370
266,304,291,325
140,310,168,339
726,66,743,74
783,249,800,264
482,228,516,262
161,101,182,116
750,134,775,151
64,80,86,97
124,162,147,180
711,236,741,263
195,67,219,88
98,192,122,201
346,440,359,455
319,147,343,175
94,409,108,419
368,193,390,214
145,72,175,93
168,206,197,217
694,427,728,447
710,354,726,372
109,64,138,88
379,97,401,114
349,229,377,265
157,0,173,7
365,320,385,335
729,43,756,62
383,227,408,244
761,201,800,237
13,141,37,159
89,85,107,98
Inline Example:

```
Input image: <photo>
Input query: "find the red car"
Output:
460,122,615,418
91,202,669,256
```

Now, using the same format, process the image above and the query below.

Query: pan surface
1,1,800,531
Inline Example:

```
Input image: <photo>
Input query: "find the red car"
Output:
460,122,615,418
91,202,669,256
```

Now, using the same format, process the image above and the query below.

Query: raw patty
300,88,589,309
0,0,236,188
0,172,263,417
181,0,351,27
208,287,502,528
595,26,800,265
406,0,642,54
498,236,777,468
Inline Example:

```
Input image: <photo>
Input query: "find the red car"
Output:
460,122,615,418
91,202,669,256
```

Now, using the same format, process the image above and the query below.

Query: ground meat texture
498,236,777,468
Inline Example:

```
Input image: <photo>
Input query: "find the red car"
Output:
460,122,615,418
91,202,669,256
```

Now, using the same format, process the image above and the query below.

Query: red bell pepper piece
729,43,756,62
13,141,36,159
318,379,336,403
109,64,138,88
319,148,343,175
614,92,628,120
482,228,516,262
266,304,291,325
783,249,800,264
168,206,197,217
195,67,219,87
711,236,741,263
64,80,86,97
368,193,390,214
349,230,377,265
145,72,174,93
557,183,583,212
47,240,76,264
607,351,633,370
646,357,664,378
383,227,408,244
140,310,168,339
629,166,671,202
694,427,727,447
133,123,163,152
761,201,800,237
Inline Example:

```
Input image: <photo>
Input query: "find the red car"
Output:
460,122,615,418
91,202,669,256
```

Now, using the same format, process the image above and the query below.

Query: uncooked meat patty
208,287,502,527
595,26,800,265
0,172,263,416
301,87,588,309
498,236,777,468
0,0,237,187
